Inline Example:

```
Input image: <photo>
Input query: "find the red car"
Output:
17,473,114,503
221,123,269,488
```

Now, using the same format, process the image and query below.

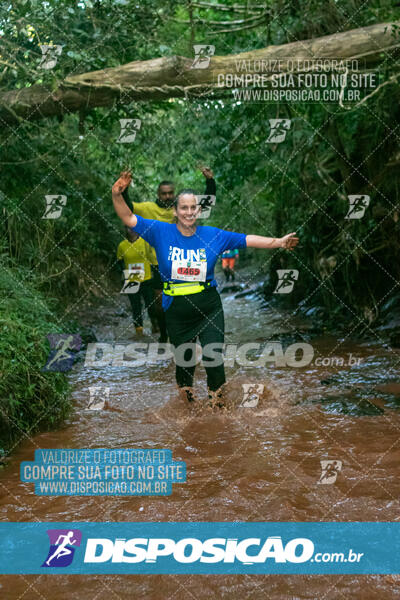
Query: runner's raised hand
199,165,214,179
112,170,132,195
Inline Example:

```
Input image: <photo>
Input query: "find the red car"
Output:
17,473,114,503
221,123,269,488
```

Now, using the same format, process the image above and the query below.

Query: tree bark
0,22,398,125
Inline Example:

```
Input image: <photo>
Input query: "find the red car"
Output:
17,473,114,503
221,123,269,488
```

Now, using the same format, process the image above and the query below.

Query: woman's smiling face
174,193,199,227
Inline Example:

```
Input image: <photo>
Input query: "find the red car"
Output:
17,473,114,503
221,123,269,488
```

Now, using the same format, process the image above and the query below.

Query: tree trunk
0,22,398,125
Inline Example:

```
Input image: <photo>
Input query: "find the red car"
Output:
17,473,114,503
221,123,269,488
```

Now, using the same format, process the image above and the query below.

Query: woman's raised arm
112,170,137,228
246,232,299,250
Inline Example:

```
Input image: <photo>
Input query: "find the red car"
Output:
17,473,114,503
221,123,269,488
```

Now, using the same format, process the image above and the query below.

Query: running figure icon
45,531,77,566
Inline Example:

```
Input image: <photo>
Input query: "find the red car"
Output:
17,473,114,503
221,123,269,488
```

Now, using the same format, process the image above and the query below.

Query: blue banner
0,522,399,574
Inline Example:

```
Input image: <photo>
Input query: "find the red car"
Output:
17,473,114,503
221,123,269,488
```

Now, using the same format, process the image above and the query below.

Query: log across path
1,22,399,124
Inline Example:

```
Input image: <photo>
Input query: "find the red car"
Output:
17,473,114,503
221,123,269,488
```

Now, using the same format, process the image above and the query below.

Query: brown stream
1,274,400,599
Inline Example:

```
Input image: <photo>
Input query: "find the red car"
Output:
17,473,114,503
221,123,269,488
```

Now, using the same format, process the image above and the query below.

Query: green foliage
0,263,71,452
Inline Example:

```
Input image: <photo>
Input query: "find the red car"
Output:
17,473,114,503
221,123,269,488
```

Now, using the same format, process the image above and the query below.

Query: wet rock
234,282,265,298
374,292,400,346
267,331,314,344
312,395,384,416
220,283,247,294
78,326,97,346
320,378,334,385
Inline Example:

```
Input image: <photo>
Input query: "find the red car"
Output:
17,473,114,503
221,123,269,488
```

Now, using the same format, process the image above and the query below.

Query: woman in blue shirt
112,171,299,409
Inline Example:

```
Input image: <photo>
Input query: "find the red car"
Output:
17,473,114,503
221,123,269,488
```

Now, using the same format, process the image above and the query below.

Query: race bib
128,263,145,281
171,260,207,282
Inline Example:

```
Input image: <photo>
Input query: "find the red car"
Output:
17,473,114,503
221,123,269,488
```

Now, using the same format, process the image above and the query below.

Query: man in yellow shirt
117,227,157,336
122,168,216,342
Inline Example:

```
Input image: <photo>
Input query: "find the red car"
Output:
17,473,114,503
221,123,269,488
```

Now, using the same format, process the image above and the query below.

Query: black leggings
165,287,225,392
127,279,156,327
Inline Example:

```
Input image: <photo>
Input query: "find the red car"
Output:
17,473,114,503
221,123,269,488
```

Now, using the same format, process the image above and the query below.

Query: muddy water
1,276,400,599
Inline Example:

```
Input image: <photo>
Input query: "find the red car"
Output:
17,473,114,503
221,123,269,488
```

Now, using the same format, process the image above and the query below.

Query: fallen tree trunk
1,22,398,125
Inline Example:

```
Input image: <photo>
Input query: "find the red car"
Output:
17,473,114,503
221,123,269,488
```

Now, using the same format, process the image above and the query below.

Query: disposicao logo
42,529,82,567
83,536,314,564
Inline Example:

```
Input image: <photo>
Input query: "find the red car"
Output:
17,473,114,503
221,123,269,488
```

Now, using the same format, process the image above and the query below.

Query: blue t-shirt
131,215,247,310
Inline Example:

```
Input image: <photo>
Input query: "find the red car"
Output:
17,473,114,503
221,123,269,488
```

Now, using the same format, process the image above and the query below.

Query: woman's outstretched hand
112,170,132,195
280,232,299,250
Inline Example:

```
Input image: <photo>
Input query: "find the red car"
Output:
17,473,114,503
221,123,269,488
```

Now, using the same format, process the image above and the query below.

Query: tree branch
0,22,398,125
207,16,268,34
191,2,266,13
169,12,269,26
